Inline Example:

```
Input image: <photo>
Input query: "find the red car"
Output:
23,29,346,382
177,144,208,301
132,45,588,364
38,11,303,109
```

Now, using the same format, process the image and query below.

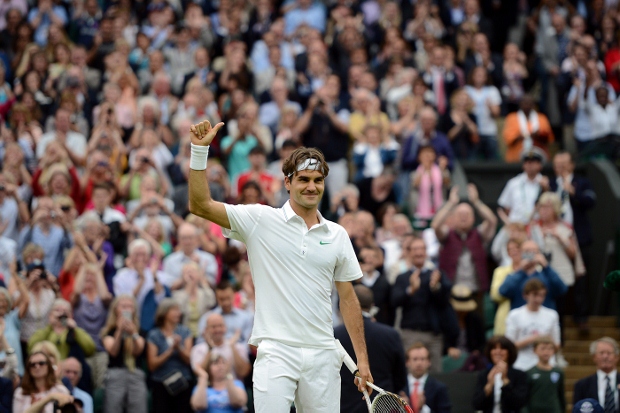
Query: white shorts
253,340,343,413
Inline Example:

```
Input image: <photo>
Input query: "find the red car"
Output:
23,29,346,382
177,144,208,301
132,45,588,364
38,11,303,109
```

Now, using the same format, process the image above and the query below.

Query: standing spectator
409,145,450,226
101,295,147,413
490,239,523,336
352,124,399,183
472,336,528,413
147,298,194,413
432,184,497,294
335,285,406,413
421,46,460,117
573,337,620,409
439,88,479,160
526,336,566,413
12,351,71,413
499,240,567,311
354,248,392,326
504,279,561,372
0,172,28,242
391,236,453,372
449,284,487,364
501,43,528,114
27,0,68,47
258,77,302,136
465,66,501,160
36,109,87,167
283,0,326,36
503,95,555,163
497,148,546,224
403,342,451,413
234,145,278,204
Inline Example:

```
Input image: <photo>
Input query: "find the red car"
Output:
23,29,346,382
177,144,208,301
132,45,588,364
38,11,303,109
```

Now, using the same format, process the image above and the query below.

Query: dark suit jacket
549,174,596,247
472,367,528,413
404,376,452,413
573,373,604,406
0,377,12,413
335,316,407,413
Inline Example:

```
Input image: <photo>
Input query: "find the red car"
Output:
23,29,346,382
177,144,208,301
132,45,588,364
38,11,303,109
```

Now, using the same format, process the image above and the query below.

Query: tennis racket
336,340,413,413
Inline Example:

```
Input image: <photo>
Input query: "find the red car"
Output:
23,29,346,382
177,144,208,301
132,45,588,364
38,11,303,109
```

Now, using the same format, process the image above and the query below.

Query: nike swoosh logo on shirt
320,241,332,245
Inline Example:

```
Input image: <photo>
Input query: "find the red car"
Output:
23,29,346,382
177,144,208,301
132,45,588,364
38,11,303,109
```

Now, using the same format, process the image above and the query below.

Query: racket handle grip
335,340,360,374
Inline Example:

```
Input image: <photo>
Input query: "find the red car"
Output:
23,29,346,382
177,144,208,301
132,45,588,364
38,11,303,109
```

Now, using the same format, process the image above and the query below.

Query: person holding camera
28,299,96,362
18,244,59,357
13,351,72,413
101,295,147,413
499,240,568,311
18,197,74,277
119,147,169,202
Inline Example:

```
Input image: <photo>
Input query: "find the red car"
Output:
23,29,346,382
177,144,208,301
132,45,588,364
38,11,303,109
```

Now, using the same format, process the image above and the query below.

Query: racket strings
371,393,409,413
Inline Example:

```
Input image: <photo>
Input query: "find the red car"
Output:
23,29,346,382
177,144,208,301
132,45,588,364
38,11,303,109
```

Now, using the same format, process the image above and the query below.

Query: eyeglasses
29,361,47,368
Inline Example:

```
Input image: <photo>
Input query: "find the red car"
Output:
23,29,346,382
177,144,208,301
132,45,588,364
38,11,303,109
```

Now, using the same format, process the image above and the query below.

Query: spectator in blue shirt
283,0,326,36
27,0,68,47
499,240,568,311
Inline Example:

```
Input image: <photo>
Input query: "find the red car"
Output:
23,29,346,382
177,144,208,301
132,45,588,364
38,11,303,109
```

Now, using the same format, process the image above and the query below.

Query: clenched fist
190,120,225,147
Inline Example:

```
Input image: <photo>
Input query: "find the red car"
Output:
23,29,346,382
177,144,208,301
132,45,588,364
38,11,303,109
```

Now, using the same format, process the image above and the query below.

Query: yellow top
490,264,514,336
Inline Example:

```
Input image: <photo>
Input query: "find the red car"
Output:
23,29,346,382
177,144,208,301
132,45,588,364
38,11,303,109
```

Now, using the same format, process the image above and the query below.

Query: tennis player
187,120,373,412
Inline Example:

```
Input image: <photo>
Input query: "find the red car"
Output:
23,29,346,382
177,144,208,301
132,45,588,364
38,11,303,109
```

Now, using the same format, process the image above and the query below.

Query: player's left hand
355,362,373,395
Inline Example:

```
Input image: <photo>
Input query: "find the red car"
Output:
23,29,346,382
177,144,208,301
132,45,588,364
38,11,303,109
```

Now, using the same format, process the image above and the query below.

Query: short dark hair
484,336,518,366
216,280,234,292
406,342,430,360
282,147,330,180
92,182,113,193
353,284,373,311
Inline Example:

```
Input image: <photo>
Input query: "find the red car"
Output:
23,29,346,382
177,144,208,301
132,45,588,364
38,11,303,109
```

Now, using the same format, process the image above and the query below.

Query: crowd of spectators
0,0,617,411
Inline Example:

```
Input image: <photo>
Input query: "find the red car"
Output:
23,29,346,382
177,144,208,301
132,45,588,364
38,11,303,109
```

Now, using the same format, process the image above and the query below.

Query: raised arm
431,186,459,241
467,184,498,243
187,120,231,229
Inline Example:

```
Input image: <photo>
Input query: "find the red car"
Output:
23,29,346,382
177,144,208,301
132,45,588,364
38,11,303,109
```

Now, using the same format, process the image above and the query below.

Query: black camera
141,157,150,164
60,205,71,212
26,260,45,275
0,185,4,191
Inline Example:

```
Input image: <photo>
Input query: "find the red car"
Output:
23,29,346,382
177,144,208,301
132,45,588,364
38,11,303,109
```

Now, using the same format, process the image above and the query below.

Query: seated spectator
197,281,253,345
0,172,28,242
190,353,248,413
573,337,620,408
57,232,99,301
472,336,528,413
101,295,147,413
432,185,497,294
147,299,194,413
190,313,251,380
0,286,24,377
526,336,565,413
129,192,183,245
119,147,169,202
491,221,528,267
391,236,453,372
499,240,567,311
465,66,501,160
283,0,326,36
503,94,555,163
490,239,523,336
498,148,546,224
76,212,116,291
349,89,391,143
172,262,216,338
71,263,112,389
36,108,86,167
258,77,302,136
403,342,451,412
162,223,218,288
352,124,399,183
504,279,561,371
409,145,450,226
13,351,71,413
61,357,93,413
28,298,96,360
226,100,273,157
113,239,168,331
220,103,262,184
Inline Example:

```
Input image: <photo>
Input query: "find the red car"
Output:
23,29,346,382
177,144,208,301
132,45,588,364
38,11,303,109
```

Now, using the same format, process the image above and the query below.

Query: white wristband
190,143,210,170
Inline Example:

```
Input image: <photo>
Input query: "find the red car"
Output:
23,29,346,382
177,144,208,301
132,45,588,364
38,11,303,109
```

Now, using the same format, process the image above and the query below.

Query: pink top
415,164,444,219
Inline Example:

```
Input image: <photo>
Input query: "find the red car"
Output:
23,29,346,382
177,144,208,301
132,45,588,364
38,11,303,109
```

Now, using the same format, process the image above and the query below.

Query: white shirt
162,250,218,287
407,373,431,413
504,305,561,371
597,369,619,409
94,207,126,225
36,131,87,159
498,173,542,224
0,197,19,241
224,200,362,348
190,341,249,379
465,85,502,136
567,84,616,141
112,268,166,314
555,173,574,226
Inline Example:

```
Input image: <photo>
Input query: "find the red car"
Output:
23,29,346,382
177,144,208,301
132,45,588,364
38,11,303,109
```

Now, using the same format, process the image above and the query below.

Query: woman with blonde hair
72,263,112,389
101,295,147,413
13,351,72,413
30,341,63,380
172,262,215,337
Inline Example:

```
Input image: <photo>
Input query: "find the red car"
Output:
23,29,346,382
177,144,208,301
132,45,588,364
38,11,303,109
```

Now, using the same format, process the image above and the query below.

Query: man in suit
335,285,407,413
391,236,455,372
573,337,620,412
404,342,451,413
543,151,596,331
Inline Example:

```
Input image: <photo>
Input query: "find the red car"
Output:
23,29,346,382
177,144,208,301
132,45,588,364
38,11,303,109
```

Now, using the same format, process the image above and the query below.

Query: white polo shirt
497,173,542,224
224,200,362,349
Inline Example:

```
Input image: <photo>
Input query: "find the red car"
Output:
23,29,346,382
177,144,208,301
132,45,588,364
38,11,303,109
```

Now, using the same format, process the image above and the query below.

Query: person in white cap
186,120,373,413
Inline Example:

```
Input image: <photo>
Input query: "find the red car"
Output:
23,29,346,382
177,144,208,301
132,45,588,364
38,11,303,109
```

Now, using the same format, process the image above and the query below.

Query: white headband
287,158,325,178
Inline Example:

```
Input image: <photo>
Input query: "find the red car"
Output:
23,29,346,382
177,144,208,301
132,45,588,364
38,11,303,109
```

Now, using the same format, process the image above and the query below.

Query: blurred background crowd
0,0,619,411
